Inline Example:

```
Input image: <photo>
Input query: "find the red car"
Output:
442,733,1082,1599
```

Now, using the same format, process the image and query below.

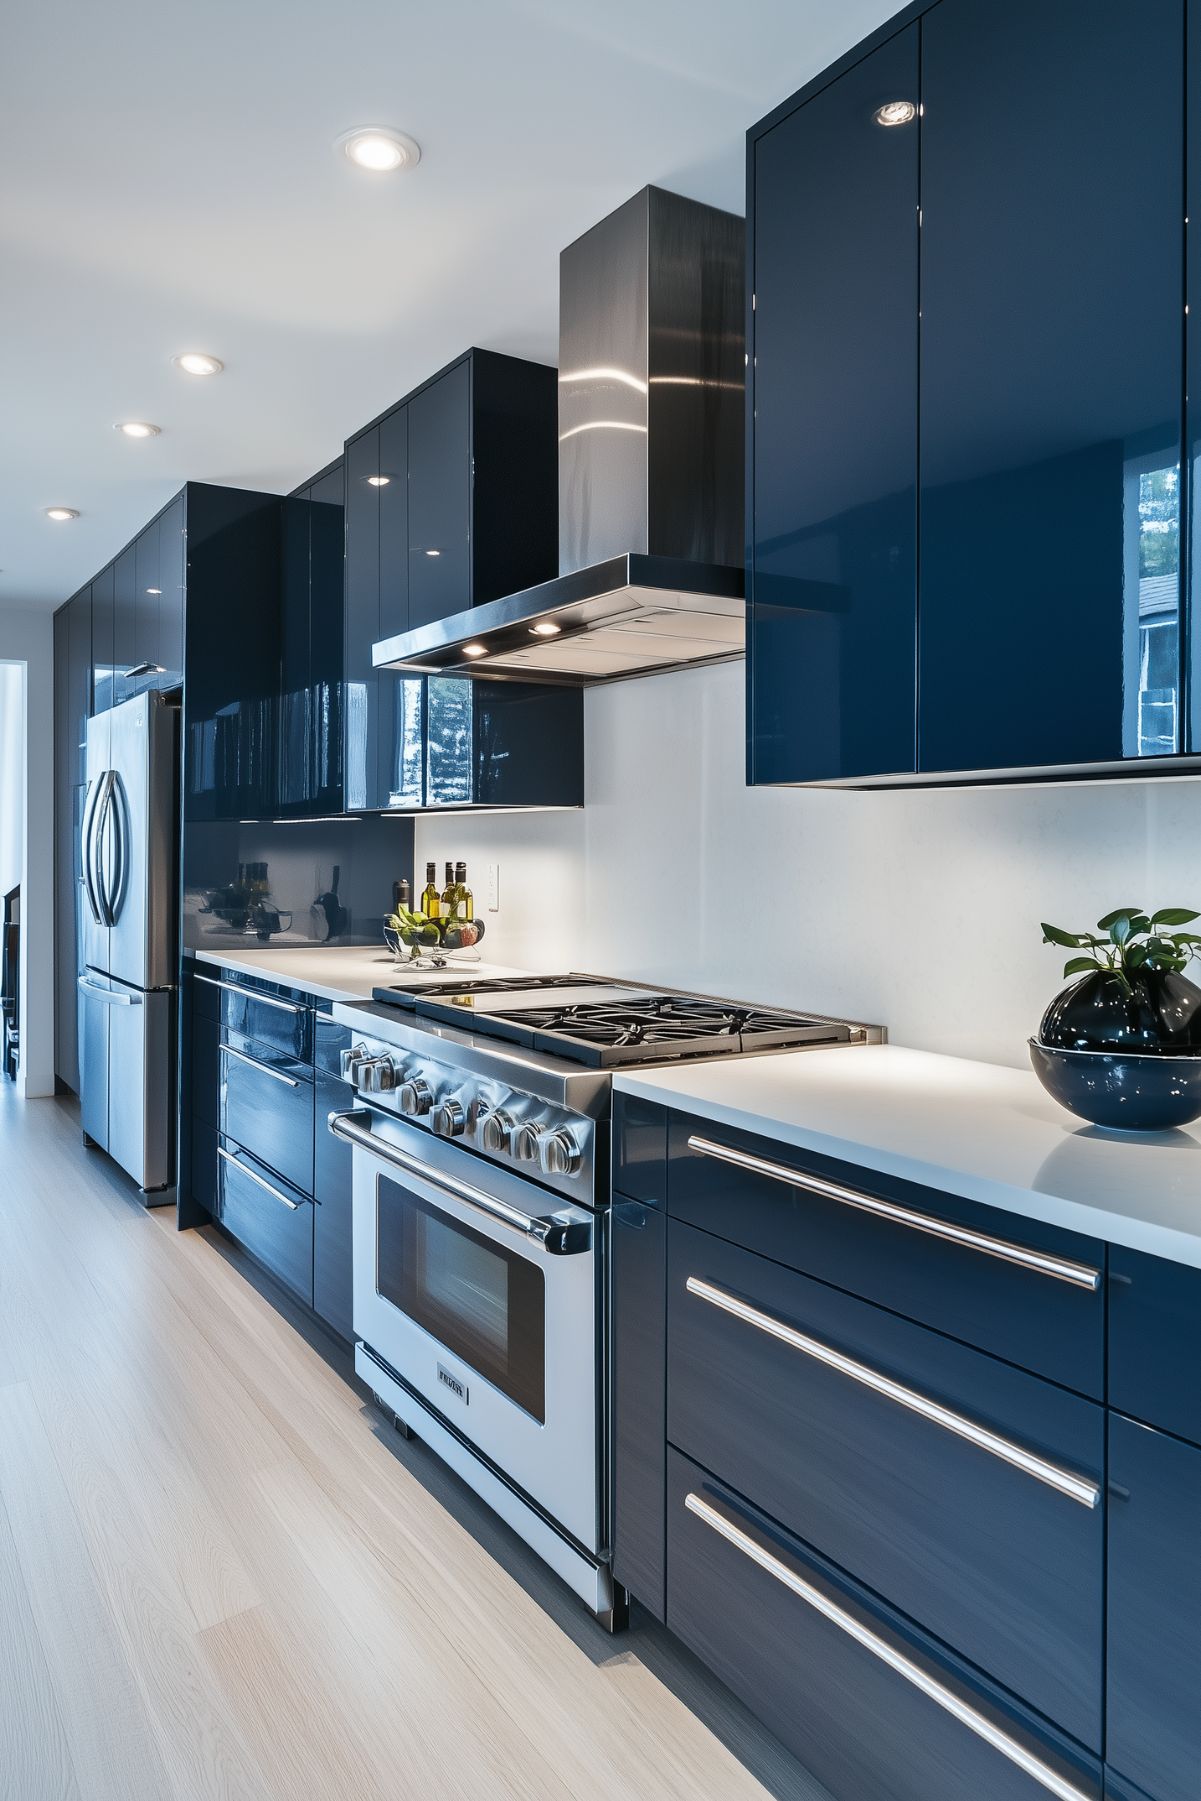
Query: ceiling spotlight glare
172,351,224,376
337,126,422,174
45,507,79,522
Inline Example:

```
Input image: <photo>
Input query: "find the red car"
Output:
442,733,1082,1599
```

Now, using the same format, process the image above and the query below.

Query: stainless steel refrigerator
78,691,179,1200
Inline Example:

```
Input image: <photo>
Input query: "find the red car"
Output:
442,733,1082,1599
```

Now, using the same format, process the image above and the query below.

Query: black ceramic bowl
1029,1039,1201,1131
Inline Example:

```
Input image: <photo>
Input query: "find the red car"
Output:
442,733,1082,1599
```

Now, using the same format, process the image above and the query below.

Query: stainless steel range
329,975,881,1628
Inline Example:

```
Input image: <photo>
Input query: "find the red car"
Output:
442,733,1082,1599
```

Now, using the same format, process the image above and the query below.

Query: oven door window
376,1175,546,1423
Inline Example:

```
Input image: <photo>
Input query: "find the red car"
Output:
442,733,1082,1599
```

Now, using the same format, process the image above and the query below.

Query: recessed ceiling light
425,548,441,557
529,620,562,637
114,420,161,439
336,126,421,174
462,643,488,659
172,351,224,376
45,507,79,522
874,100,917,127
367,474,391,487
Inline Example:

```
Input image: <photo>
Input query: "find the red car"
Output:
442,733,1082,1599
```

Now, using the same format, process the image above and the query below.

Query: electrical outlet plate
487,863,500,912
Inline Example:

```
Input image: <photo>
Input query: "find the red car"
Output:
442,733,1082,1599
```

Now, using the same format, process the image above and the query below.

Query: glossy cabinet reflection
918,0,1183,776
280,460,344,816
344,348,559,811
747,0,1190,785
749,26,918,784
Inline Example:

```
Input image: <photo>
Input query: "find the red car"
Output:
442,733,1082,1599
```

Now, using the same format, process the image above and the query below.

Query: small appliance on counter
328,973,883,1626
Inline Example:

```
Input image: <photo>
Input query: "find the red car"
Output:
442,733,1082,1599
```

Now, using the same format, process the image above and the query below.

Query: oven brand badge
437,1363,469,1405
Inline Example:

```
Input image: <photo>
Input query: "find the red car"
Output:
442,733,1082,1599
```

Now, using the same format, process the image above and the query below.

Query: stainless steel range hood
374,186,745,685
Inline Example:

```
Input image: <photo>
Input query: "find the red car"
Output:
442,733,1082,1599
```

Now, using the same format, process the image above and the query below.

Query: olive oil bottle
421,861,442,922
441,861,457,914
454,861,474,922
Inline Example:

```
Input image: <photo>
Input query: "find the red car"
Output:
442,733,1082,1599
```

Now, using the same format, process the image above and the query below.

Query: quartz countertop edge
612,1042,1201,1269
186,945,536,1005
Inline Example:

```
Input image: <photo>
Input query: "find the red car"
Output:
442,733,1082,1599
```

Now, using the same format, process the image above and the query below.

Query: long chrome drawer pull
684,1493,1092,1801
194,973,304,1014
327,1110,591,1256
686,1277,1101,1509
218,1147,300,1210
687,1136,1101,1292
219,1043,301,1088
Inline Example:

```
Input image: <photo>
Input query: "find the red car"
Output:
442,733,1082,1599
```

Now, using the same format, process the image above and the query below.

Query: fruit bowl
1029,1039,1201,1131
383,912,486,964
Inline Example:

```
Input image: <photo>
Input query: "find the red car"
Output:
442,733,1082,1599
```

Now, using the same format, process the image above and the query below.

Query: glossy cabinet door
308,462,344,814
279,487,312,813
343,426,381,810
1189,0,1201,755
66,590,92,782
378,405,409,640
156,494,185,689
113,543,138,708
313,1069,354,1339
1106,1415,1201,1801
133,523,161,693
918,0,1184,776
91,563,115,716
749,24,919,783
408,360,471,629
611,1197,667,1619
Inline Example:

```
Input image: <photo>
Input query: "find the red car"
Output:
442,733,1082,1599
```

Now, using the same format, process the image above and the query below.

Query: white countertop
188,945,535,1005
614,1044,1201,1268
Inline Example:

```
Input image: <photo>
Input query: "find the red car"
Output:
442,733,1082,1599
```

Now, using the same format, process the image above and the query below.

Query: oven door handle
328,1110,593,1255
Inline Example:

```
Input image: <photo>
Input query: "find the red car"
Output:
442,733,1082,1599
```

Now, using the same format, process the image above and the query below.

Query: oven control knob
340,1042,371,1081
431,1099,467,1139
479,1108,516,1153
398,1077,433,1117
537,1127,581,1177
512,1122,542,1163
362,1056,400,1094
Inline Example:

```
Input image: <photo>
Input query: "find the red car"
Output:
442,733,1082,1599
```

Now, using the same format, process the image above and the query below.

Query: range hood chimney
374,185,745,683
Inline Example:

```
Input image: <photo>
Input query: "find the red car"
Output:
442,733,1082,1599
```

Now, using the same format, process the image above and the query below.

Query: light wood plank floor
0,1087,830,1801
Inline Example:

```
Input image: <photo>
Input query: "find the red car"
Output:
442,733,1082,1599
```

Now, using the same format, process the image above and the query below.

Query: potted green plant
1030,906,1201,1129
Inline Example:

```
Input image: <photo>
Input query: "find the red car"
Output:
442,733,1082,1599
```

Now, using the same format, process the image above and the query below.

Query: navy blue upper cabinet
156,494,185,690
1189,0,1201,756
748,24,919,784
280,461,344,816
378,407,409,640
343,426,381,812
408,360,470,628
918,0,1183,777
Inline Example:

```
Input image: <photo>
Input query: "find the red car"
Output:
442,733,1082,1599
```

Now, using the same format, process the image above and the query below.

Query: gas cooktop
371,973,858,1068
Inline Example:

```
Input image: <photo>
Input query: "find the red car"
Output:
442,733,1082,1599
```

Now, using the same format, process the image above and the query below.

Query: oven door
332,1106,601,1553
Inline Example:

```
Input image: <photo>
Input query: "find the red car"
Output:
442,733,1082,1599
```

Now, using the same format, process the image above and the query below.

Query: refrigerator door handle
77,976,142,1007
80,778,103,925
93,771,118,927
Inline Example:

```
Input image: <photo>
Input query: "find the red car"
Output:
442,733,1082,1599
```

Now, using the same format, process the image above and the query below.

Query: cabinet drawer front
667,1452,1100,1801
668,1223,1104,1747
668,1114,1104,1396
217,1144,313,1305
1109,1248,1201,1446
1106,1416,1201,1801
314,1010,354,1079
196,973,312,1062
218,1038,314,1195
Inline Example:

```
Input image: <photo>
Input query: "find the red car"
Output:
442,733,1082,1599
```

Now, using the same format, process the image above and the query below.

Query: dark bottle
393,878,411,913
421,861,442,921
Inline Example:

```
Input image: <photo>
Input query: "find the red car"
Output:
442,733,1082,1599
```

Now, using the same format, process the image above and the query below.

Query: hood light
114,420,161,439
173,352,223,376
530,621,562,637
45,507,79,521
337,127,421,174
462,643,488,659
874,100,917,127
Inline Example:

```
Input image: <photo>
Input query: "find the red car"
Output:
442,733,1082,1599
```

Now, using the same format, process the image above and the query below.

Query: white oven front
332,1105,602,1554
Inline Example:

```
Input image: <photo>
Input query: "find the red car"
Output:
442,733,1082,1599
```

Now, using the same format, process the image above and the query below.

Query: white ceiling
1,0,893,607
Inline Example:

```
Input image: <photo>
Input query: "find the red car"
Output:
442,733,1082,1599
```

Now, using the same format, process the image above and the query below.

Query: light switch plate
487,863,500,912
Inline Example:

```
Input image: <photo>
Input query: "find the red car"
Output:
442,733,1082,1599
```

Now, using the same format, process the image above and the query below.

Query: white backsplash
415,658,1201,1068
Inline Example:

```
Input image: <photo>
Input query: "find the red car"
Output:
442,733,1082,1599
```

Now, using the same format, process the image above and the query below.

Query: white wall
0,664,23,898
415,658,1201,1069
0,606,55,1096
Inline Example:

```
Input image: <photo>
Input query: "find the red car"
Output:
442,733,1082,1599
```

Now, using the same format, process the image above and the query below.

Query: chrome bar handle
686,1277,1100,1508
328,1110,591,1256
686,1135,1102,1291
193,973,304,1013
122,661,164,680
684,1493,1094,1801
80,778,103,925
93,770,118,927
218,1146,300,1209
219,1043,301,1088
77,976,141,1007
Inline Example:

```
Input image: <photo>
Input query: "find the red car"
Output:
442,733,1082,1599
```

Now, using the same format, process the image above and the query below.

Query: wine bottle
454,860,473,922
441,861,457,914
421,861,442,921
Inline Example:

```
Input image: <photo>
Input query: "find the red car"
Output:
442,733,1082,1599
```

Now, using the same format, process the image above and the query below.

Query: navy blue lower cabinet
610,1196,667,1618
218,1036,315,1197
612,1094,668,1208
667,1222,1104,1748
1106,1414,1201,1801
1108,1249,1201,1446
207,976,312,1063
666,1450,1101,1801
216,1142,314,1306
313,1070,354,1341
667,1114,1106,1398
